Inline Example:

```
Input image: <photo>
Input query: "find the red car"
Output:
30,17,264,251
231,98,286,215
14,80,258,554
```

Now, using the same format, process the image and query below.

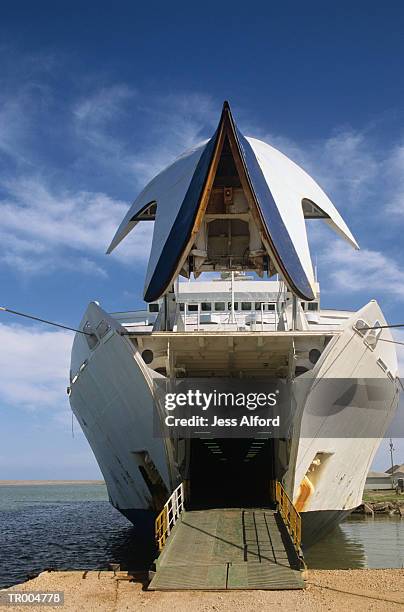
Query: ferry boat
68,102,399,546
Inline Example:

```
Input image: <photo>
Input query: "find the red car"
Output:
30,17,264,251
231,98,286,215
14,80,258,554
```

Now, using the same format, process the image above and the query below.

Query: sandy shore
0,480,105,486
1,569,404,611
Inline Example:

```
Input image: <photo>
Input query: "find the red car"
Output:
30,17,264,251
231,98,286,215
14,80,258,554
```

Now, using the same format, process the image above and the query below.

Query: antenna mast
389,438,395,490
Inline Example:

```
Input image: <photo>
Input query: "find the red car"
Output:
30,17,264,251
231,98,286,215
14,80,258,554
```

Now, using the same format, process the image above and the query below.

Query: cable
366,323,404,330
0,306,92,336
378,338,404,347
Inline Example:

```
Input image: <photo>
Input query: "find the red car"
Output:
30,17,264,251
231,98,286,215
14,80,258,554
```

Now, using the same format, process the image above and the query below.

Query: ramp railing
155,482,184,551
276,481,301,552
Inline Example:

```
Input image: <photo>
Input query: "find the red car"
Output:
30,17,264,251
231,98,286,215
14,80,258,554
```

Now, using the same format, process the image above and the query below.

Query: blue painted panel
144,131,218,302
235,128,314,300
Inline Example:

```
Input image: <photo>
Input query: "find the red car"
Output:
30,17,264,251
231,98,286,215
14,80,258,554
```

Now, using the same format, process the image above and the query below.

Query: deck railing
155,482,184,551
276,481,302,552
177,303,281,332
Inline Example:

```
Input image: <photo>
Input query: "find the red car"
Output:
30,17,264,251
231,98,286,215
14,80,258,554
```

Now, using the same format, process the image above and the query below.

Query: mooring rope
366,323,404,330
378,338,404,346
0,306,92,336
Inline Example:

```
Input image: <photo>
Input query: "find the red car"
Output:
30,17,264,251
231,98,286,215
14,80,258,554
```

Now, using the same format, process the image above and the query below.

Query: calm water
0,484,155,589
0,484,403,588
305,514,404,569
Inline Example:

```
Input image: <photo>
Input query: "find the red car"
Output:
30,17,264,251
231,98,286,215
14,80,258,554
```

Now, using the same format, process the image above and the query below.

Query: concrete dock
1,569,404,611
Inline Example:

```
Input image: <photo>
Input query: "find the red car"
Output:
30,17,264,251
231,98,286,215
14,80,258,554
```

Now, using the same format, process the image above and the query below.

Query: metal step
148,508,305,590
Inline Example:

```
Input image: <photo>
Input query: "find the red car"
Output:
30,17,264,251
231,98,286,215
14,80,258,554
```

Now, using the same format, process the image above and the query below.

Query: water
0,485,403,588
0,484,154,589
305,514,404,569
0,484,108,512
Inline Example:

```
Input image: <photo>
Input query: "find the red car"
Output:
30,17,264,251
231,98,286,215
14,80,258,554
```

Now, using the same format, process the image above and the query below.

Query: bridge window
179,303,184,312
241,302,252,311
201,303,212,311
254,303,276,311
307,303,319,311
149,303,159,312
188,304,199,312
215,302,226,311
228,302,239,310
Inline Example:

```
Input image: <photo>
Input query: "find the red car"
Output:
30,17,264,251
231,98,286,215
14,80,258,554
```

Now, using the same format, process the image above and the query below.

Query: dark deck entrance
189,438,275,509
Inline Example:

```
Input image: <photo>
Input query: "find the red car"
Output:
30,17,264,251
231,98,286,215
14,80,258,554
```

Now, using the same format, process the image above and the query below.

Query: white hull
69,307,172,512
69,299,398,546
290,300,398,515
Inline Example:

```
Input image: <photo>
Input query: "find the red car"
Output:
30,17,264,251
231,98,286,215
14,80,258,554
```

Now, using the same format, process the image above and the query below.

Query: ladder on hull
149,484,305,591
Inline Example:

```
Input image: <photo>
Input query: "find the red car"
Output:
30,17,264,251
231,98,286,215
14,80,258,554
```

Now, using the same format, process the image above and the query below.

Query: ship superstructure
69,102,399,545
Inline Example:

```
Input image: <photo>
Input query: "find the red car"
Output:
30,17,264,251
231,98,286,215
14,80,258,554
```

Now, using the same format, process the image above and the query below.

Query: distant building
386,463,404,478
385,464,400,474
365,463,404,490
365,471,392,490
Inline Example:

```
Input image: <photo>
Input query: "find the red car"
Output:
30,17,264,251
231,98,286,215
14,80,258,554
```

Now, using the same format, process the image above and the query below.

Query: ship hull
300,509,353,548
69,301,398,548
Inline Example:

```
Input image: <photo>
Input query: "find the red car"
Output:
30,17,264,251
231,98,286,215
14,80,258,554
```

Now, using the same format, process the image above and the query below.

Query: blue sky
1,1,404,478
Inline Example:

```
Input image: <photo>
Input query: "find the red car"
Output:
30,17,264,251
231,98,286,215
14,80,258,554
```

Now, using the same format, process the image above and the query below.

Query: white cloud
129,93,216,184
259,123,404,231
252,124,404,308
73,88,216,186
385,143,404,215
72,84,139,178
0,52,57,165
0,84,215,276
74,84,135,125
319,240,404,300
0,176,154,274
259,127,381,211
0,323,72,411
1,178,124,252
0,95,26,160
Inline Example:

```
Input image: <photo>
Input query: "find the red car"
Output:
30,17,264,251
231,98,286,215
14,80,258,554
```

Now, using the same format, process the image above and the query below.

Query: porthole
141,349,154,364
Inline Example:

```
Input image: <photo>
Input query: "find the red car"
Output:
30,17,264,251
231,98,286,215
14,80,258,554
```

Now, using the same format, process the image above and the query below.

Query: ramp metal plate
149,509,305,590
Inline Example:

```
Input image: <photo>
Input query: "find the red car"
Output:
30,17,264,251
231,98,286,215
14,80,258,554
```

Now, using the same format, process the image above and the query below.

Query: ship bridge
110,275,352,380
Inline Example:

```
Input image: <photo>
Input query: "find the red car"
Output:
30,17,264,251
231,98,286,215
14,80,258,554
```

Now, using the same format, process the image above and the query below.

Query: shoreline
2,569,403,611
353,499,404,516
0,480,105,486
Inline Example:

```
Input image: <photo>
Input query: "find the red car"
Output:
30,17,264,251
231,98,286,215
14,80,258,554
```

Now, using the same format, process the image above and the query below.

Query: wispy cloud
0,176,152,275
259,127,381,210
0,323,72,411
73,88,216,186
128,93,216,184
319,239,404,300
254,123,404,304
247,117,403,233
74,84,135,125
385,143,404,215
72,84,139,179
0,74,215,276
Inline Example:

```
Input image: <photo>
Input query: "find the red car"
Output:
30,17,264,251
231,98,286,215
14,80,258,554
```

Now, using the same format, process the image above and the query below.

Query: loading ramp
148,484,305,591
